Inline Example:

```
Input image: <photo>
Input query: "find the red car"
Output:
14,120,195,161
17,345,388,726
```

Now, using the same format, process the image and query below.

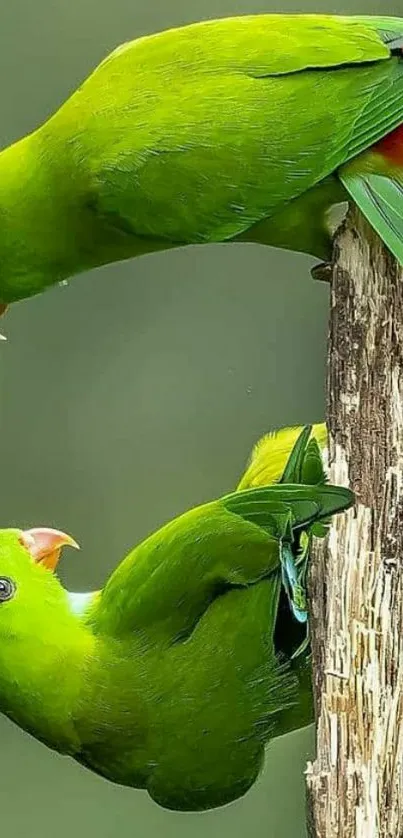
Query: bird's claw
311,262,333,283
280,543,308,624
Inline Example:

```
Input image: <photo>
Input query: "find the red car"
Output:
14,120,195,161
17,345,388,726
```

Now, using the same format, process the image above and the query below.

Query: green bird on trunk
0,14,402,317
0,424,353,811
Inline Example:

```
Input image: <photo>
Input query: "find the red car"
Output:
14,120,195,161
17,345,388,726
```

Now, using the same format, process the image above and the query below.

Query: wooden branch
306,207,403,837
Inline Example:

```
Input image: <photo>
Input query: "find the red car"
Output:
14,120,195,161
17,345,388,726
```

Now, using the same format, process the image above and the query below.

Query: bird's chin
18,527,80,571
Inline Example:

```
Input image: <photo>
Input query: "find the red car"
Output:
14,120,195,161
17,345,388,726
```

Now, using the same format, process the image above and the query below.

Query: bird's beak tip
19,527,80,571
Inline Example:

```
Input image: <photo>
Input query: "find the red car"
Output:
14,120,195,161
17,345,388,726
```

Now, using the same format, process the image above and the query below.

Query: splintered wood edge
305,208,403,838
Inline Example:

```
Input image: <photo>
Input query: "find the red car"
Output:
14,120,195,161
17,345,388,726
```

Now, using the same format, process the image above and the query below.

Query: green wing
88,498,284,640
224,481,353,625
88,480,353,641
223,483,353,531
57,14,403,245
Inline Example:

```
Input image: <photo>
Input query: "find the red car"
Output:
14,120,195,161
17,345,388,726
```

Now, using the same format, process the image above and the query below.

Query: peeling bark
306,207,403,837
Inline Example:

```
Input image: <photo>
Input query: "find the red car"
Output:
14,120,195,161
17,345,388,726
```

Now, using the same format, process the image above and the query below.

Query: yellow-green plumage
237,423,328,490
0,14,403,309
0,424,352,811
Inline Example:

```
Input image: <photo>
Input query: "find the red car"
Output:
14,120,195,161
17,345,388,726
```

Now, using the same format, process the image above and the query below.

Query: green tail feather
301,438,327,486
279,425,312,485
223,481,354,625
278,426,327,487
340,171,403,266
225,429,353,630
226,428,353,625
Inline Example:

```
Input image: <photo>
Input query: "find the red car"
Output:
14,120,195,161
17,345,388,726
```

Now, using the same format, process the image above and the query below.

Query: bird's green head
0,527,93,751
0,527,79,639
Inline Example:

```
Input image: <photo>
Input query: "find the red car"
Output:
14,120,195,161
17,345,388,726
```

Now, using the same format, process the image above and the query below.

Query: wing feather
61,15,403,244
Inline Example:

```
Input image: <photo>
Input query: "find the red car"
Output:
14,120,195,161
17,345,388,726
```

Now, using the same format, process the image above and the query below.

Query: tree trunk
305,207,403,837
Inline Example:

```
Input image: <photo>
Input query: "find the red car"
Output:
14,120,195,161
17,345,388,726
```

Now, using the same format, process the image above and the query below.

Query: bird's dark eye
0,577,15,602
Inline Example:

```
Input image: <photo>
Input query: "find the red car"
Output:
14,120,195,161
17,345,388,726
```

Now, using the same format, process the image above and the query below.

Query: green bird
0,14,402,318
0,424,352,811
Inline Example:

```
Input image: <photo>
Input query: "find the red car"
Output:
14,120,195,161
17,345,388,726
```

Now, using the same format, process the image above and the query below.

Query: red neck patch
374,123,403,165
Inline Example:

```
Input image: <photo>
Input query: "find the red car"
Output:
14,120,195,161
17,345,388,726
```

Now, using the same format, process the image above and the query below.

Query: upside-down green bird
0,424,353,811
0,14,402,318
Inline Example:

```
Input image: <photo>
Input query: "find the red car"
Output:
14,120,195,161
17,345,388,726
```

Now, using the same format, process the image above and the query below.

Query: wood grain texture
306,207,403,837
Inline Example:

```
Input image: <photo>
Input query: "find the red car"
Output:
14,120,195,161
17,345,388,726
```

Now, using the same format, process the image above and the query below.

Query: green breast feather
0,425,354,811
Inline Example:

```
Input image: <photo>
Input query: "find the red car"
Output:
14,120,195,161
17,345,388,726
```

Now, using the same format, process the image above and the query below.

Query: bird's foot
280,544,308,625
311,262,333,283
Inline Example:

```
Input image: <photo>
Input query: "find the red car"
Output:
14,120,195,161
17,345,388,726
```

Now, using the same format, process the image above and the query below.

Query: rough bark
305,207,403,838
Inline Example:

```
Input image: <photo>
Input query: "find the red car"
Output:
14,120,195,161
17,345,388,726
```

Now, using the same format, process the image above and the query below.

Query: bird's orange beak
19,527,80,571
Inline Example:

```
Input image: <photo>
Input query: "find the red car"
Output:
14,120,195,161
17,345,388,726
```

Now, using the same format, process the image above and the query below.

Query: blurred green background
0,1,397,836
